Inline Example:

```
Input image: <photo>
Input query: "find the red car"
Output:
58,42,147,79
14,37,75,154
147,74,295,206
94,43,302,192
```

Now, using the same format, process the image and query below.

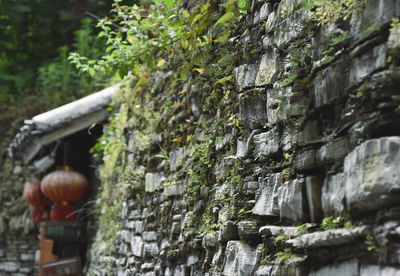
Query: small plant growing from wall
302,0,367,25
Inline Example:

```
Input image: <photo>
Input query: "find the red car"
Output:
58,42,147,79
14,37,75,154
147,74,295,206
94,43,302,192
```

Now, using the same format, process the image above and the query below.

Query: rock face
309,260,359,276
145,172,165,192
253,174,282,216
83,0,400,275
278,178,307,223
287,226,370,248
345,137,400,214
0,236,38,275
223,241,260,276
253,128,281,160
321,173,345,216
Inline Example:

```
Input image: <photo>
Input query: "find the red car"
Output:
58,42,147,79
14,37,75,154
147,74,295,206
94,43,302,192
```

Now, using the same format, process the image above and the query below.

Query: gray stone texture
345,137,400,214
253,128,280,160
80,0,400,275
238,221,260,241
312,58,349,108
145,172,165,192
309,259,359,276
316,137,350,165
350,0,400,42
266,87,308,125
253,173,283,216
321,173,345,216
278,178,307,223
294,150,317,171
255,50,281,86
239,88,268,129
287,226,370,248
349,44,387,88
259,225,298,238
223,241,260,276
305,176,323,223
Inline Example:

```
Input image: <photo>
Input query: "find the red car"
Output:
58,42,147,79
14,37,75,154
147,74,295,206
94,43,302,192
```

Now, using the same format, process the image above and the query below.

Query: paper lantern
41,166,89,221
23,179,51,222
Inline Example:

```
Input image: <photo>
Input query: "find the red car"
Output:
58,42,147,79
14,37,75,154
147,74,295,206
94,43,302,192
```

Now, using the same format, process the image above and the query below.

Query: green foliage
302,0,367,25
275,248,298,262
0,0,113,103
82,0,248,255
37,18,110,109
295,223,307,234
365,233,377,251
321,216,344,230
69,0,246,79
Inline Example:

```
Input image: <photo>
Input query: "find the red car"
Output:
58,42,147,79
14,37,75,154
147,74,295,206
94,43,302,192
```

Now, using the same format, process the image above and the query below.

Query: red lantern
41,166,89,221
23,179,51,222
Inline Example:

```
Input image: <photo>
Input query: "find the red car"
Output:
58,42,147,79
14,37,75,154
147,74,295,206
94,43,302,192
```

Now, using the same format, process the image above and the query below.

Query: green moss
275,248,299,262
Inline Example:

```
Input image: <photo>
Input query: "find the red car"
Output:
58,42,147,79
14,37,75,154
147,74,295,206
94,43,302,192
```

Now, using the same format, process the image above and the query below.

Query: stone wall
0,156,39,275
0,236,37,275
87,0,400,275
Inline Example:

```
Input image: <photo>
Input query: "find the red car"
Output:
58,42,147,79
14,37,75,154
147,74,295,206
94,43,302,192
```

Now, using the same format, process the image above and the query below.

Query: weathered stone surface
266,87,307,125
321,173,345,216
239,89,268,129
253,173,283,216
259,225,298,238
255,257,306,276
174,265,186,276
236,137,249,158
294,149,317,172
258,3,271,23
223,241,260,276
19,253,34,261
255,51,281,86
119,230,131,243
164,181,185,196
309,259,359,276
350,0,400,42
145,172,165,192
143,231,157,242
255,265,273,275
130,236,144,257
0,261,19,272
169,148,185,172
298,121,320,145
345,137,400,213
19,267,34,273
349,44,387,88
316,137,350,165
287,226,370,248
282,122,300,152
130,220,144,234
305,176,323,223
234,63,259,90
219,221,239,243
187,254,200,266
312,59,349,108
271,10,310,49
360,265,400,276
143,243,159,258
367,70,400,100
253,128,280,160
264,9,277,34
202,232,219,248
388,22,400,50
278,178,307,223
238,221,260,241
119,243,130,256
243,181,259,196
